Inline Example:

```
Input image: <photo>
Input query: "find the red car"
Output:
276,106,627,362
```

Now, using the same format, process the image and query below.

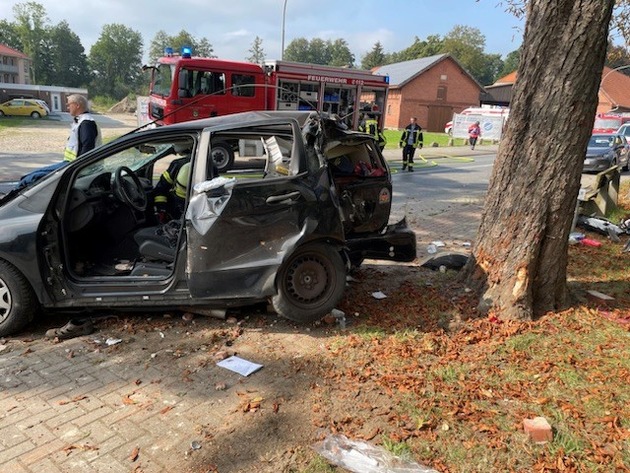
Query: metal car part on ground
0,111,416,337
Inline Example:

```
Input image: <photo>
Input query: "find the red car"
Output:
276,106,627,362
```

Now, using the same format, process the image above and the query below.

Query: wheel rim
284,253,332,307
212,148,229,169
0,276,13,323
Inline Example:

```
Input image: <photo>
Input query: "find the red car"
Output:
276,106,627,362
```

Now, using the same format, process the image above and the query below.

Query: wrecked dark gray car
0,111,416,336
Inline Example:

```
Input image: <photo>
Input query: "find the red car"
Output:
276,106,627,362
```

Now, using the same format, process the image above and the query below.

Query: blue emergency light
181,46,192,58
164,47,174,57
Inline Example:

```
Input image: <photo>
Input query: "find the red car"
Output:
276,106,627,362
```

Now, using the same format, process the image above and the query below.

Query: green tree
498,48,520,78
283,37,311,62
12,1,50,83
147,30,215,64
89,23,143,99
195,37,215,58
308,38,331,64
389,35,444,63
0,20,22,50
442,26,488,82
328,39,354,67
605,42,630,73
49,20,90,87
246,36,266,64
147,30,171,64
361,41,386,69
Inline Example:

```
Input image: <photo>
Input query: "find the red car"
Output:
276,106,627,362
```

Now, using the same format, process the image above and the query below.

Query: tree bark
462,0,614,320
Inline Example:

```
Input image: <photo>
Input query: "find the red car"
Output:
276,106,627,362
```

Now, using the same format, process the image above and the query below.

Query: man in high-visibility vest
18,94,101,188
63,94,101,162
399,117,423,172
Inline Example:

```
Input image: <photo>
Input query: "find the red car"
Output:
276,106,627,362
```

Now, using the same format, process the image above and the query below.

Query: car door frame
185,117,345,300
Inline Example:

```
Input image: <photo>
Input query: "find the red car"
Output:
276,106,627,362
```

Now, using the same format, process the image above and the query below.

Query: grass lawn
0,116,27,130
382,129,472,148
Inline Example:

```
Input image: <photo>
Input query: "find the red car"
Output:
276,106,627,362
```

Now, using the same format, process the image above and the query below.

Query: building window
437,85,447,101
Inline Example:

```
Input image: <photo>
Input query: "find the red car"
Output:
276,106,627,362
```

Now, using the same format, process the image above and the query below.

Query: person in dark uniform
399,117,423,172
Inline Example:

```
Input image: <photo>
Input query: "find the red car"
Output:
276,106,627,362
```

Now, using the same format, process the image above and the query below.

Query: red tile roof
0,43,29,59
494,71,517,84
599,66,630,110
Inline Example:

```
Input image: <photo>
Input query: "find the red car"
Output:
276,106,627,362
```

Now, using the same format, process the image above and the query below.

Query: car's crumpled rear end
303,114,416,264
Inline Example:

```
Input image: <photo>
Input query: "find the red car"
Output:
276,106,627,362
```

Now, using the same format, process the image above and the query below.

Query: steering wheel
113,166,147,212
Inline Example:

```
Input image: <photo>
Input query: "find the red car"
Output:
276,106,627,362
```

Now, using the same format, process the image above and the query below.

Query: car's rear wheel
211,141,235,172
30,111,41,119
0,110,5,117
272,243,346,324
0,260,38,337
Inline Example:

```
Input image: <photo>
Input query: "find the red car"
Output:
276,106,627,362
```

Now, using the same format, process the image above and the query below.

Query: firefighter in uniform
153,158,191,223
360,113,387,151
399,117,423,172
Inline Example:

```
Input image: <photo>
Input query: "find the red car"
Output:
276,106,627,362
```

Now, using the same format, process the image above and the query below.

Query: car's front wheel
272,243,346,324
0,260,38,337
0,110,5,117
30,111,41,119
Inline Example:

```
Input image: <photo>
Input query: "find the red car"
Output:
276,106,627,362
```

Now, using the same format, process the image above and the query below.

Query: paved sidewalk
0,313,327,473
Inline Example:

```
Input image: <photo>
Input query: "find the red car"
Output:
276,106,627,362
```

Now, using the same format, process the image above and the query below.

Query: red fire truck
146,48,389,170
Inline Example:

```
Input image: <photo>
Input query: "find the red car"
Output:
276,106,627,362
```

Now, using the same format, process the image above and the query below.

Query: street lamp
281,0,288,60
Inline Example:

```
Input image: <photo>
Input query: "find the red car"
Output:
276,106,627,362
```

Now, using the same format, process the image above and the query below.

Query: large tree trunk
462,0,614,320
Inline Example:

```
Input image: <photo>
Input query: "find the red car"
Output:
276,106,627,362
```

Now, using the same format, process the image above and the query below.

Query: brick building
373,54,485,132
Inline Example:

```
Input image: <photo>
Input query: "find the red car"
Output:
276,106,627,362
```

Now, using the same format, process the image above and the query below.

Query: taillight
378,188,390,204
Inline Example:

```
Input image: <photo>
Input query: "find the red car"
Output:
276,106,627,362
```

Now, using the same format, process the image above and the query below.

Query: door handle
266,191,301,204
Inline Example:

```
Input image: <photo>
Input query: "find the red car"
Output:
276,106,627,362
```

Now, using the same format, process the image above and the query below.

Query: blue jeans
18,161,69,188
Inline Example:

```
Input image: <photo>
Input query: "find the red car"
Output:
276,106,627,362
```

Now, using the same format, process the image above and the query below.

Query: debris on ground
44,319,94,340
419,252,469,271
313,434,439,473
523,417,553,444
216,355,263,376
577,215,628,237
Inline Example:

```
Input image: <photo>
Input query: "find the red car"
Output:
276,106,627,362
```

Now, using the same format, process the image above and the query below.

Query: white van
445,107,509,134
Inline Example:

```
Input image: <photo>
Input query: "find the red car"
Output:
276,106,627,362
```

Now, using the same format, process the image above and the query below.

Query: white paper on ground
216,355,263,376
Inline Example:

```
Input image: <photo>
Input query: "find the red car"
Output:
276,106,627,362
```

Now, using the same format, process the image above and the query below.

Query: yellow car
0,99,49,118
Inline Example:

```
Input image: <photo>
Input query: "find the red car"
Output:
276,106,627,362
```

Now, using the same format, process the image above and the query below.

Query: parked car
0,98,49,118
0,111,416,336
33,99,51,114
584,133,629,172
616,122,630,144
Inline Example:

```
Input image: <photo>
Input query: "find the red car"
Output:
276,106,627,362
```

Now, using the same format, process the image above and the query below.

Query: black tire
0,110,5,117
272,243,346,324
211,141,235,172
30,111,41,119
0,260,38,337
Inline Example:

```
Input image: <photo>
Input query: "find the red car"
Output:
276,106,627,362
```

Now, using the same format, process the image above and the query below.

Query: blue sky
1,0,525,63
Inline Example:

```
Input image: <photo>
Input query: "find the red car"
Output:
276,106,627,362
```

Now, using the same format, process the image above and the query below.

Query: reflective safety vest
64,113,101,162
400,125,423,147
363,118,387,147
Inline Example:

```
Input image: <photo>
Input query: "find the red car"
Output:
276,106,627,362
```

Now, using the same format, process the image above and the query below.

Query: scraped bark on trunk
462,0,614,320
